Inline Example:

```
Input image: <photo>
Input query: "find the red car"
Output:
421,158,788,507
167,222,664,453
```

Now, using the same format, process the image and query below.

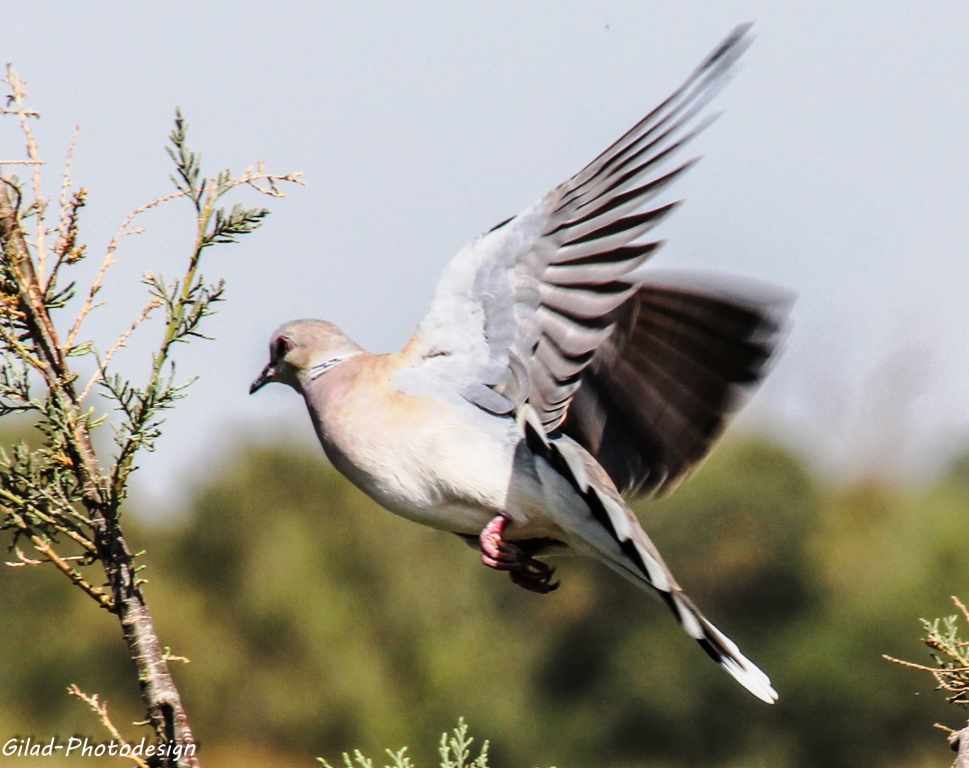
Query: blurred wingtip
699,22,756,76
636,268,797,316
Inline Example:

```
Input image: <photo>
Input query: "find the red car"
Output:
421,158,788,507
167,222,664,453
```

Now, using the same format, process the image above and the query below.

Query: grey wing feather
410,25,755,431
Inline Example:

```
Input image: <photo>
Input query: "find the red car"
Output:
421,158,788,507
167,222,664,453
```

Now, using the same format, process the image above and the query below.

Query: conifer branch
0,66,301,767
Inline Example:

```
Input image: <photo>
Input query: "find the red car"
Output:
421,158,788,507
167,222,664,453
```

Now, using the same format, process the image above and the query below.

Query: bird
251,24,789,704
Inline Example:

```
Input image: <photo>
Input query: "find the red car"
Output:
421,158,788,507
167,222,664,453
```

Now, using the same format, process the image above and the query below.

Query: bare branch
79,298,162,402
883,654,948,673
65,189,187,351
162,648,191,665
4,66,49,284
4,546,42,566
47,126,86,290
29,534,113,609
954,596,969,628
239,162,305,197
68,685,152,768
58,125,80,241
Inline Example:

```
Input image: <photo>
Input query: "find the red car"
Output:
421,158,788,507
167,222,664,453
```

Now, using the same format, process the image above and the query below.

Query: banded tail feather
520,404,777,703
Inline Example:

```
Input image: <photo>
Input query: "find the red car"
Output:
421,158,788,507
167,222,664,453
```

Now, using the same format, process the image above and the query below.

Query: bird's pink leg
479,514,559,594
479,515,519,568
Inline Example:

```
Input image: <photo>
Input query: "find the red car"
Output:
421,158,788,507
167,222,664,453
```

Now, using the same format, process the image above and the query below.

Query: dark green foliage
167,109,204,209
167,108,271,245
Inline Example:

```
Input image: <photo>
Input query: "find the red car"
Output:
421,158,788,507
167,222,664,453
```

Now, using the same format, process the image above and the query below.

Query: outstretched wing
408,25,754,430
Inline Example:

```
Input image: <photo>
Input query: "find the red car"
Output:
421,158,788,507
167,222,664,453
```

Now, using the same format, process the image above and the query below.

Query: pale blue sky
4,2,968,504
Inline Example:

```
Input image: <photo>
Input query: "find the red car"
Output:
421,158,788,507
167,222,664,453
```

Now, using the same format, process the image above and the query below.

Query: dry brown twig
56,125,79,246
5,544,86,568
0,494,111,608
163,647,191,665
78,298,163,403
64,188,188,351
47,125,88,286
3,66,49,283
68,685,152,768
26,534,113,608
64,166,302,352
243,160,303,196
4,545,42,566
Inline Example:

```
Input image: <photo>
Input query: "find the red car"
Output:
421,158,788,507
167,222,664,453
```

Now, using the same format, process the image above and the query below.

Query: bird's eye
273,335,296,361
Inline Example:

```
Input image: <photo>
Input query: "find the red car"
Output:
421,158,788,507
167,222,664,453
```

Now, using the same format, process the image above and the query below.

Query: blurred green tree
159,437,968,768
7,434,963,767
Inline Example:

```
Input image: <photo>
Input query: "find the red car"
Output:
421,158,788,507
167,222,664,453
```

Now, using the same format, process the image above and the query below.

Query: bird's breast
306,355,519,534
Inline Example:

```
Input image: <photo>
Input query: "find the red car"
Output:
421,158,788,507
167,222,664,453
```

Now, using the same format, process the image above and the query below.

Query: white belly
315,391,509,530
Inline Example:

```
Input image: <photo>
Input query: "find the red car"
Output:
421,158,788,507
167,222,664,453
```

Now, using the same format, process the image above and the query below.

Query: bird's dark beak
249,364,274,394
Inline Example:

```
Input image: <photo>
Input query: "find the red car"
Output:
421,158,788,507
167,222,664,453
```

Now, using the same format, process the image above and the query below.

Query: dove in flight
251,24,788,703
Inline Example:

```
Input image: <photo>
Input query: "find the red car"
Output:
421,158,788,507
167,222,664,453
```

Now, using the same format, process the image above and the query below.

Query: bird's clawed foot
479,515,559,594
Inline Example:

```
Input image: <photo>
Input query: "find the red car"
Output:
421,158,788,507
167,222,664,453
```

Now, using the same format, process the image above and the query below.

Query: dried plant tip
54,187,87,262
4,546,42,567
68,685,151,768
953,596,969,627
162,647,191,664
3,65,50,284
78,298,161,402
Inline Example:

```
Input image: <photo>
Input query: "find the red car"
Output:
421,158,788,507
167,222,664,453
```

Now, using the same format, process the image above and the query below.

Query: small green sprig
318,719,496,768
886,596,969,755
886,597,969,707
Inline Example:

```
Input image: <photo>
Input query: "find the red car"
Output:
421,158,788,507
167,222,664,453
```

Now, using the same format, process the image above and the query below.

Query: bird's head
249,319,363,394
